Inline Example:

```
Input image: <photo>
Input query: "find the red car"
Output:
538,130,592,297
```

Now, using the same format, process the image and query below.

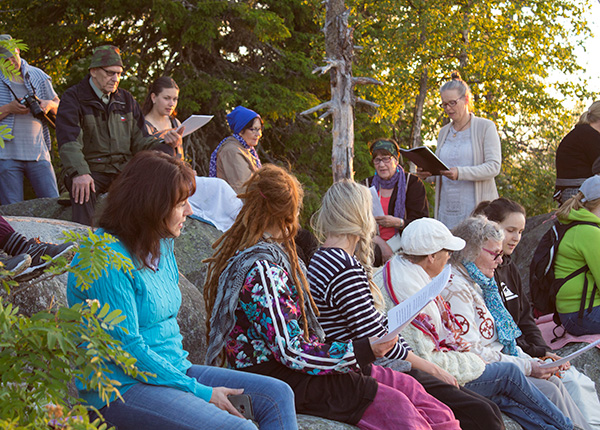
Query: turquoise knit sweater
66,230,212,409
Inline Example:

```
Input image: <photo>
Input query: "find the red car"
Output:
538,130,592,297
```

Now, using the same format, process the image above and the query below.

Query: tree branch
300,101,332,116
352,76,383,86
312,58,344,75
356,97,380,108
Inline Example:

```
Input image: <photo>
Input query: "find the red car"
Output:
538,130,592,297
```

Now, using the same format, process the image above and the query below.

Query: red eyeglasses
482,247,503,261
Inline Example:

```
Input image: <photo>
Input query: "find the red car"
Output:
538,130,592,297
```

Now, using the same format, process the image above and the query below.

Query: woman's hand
440,167,459,181
369,335,399,358
545,353,570,371
530,360,557,380
415,167,432,180
210,387,245,418
373,235,394,263
375,215,403,229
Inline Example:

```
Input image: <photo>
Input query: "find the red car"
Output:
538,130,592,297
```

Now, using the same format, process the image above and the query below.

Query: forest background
2,0,597,222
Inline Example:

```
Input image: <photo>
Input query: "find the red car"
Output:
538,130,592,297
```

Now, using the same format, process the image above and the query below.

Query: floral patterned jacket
225,260,366,375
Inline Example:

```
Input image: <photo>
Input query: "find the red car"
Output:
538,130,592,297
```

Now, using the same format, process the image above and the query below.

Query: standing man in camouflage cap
0,34,60,205
56,45,182,226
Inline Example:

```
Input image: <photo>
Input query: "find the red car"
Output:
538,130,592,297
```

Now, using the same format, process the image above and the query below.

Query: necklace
451,117,472,137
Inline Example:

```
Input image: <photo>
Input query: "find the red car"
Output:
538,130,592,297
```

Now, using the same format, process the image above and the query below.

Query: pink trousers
357,365,461,430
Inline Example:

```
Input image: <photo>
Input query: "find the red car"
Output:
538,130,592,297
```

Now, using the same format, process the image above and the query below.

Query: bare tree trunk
325,0,355,182
409,68,428,149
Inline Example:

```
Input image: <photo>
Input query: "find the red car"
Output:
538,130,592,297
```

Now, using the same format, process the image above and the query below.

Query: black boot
4,232,75,281
0,254,31,279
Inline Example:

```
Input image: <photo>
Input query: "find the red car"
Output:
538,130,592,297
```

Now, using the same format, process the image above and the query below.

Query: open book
373,265,452,344
400,146,449,176
176,115,214,138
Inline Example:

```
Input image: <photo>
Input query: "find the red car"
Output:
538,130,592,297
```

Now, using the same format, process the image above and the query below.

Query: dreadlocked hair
203,164,319,346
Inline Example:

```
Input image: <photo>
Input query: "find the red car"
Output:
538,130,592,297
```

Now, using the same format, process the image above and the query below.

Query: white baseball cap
400,218,465,255
580,175,600,203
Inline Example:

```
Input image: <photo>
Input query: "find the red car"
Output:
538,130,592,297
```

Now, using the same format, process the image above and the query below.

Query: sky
569,0,600,106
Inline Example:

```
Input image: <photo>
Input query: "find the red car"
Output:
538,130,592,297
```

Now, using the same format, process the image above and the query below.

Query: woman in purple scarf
364,138,429,265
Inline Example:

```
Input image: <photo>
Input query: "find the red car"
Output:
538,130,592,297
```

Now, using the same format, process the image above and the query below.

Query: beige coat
434,114,502,219
216,136,260,194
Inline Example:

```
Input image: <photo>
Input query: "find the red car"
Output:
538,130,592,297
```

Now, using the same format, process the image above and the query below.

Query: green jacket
555,207,600,313
56,76,159,178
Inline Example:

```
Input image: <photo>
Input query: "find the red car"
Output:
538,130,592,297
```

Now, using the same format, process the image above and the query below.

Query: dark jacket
56,75,159,178
365,172,429,230
494,256,551,357
555,124,600,189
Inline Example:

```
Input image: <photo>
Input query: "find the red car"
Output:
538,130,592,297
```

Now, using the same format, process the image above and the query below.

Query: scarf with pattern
463,261,521,356
209,133,262,177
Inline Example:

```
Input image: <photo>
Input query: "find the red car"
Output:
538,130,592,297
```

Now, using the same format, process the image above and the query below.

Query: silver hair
449,216,504,264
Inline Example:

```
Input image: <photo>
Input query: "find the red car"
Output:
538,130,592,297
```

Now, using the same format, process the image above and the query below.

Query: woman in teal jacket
555,175,600,335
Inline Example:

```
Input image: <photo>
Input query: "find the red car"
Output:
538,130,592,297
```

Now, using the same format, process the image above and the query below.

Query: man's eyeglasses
482,247,503,261
100,67,123,79
439,96,464,109
247,127,263,134
373,156,394,165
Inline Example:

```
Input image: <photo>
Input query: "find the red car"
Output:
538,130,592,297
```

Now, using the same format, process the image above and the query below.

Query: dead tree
300,0,382,182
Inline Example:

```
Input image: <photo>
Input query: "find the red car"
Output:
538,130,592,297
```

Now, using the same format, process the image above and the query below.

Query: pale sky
571,1,599,106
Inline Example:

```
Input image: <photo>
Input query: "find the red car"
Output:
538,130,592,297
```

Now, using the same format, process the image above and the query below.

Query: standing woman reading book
142,76,183,158
364,138,429,265
67,151,297,430
204,165,461,430
416,71,501,229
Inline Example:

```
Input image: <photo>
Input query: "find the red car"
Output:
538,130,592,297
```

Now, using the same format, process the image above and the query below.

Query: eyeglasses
482,247,503,261
100,67,123,79
373,156,394,165
439,96,464,109
247,127,263,134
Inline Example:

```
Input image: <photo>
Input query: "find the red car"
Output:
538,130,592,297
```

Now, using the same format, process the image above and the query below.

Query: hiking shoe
0,253,32,279
16,239,76,281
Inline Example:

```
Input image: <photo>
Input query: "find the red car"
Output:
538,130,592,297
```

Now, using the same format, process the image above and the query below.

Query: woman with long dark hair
67,151,296,430
204,165,460,430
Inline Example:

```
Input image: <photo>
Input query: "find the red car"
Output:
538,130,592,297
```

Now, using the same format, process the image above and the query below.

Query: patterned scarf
371,167,407,220
209,133,262,177
205,240,324,366
463,261,522,356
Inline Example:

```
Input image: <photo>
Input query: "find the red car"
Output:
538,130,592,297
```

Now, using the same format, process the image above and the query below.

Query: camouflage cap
89,45,123,69
0,34,14,59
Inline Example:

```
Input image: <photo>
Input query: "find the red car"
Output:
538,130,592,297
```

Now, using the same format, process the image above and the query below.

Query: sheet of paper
370,186,385,218
538,339,600,368
176,115,214,138
373,264,452,344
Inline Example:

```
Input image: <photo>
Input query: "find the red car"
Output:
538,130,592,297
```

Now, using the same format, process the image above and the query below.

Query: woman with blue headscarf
364,138,429,265
209,106,263,194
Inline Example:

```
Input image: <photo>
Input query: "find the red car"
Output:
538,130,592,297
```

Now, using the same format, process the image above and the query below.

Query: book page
372,264,452,344
370,186,385,217
176,115,214,138
538,339,600,368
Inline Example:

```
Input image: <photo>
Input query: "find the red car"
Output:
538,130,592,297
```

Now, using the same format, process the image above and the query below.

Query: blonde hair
311,180,385,311
440,71,474,112
578,101,600,125
556,191,600,219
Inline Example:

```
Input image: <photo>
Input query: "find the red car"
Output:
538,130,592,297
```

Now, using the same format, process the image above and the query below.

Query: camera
20,93,45,121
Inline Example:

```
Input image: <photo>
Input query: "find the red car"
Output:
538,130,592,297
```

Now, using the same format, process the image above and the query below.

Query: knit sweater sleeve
456,118,501,182
72,249,212,402
239,260,368,374
401,323,485,386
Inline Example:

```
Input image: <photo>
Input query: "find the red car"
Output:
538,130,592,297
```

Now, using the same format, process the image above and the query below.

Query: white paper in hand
538,339,600,368
176,115,214,138
370,186,385,217
373,264,452,344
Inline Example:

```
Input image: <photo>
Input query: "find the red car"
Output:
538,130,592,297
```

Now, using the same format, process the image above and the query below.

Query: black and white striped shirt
308,247,410,360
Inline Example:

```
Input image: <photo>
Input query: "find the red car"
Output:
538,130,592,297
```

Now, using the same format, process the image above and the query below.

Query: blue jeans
464,362,572,430
560,305,600,335
0,159,59,204
97,365,298,430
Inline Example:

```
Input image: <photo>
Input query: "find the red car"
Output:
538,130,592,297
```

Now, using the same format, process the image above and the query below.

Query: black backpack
529,219,599,326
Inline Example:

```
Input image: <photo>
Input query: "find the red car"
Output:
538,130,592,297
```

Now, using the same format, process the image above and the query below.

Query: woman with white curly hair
442,216,590,430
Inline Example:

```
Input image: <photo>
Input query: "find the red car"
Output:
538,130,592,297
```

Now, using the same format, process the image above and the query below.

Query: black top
365,172,429,228
494,256,551,357
555,124,600,186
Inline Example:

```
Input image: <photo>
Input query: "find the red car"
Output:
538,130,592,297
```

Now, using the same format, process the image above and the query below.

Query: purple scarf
371,167,407,221
209,134,262,177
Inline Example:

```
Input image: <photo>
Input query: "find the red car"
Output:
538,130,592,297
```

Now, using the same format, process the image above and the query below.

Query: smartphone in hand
228,394,255,420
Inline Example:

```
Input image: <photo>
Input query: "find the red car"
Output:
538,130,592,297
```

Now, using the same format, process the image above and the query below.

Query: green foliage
0,231,146,429
0,38,27,149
